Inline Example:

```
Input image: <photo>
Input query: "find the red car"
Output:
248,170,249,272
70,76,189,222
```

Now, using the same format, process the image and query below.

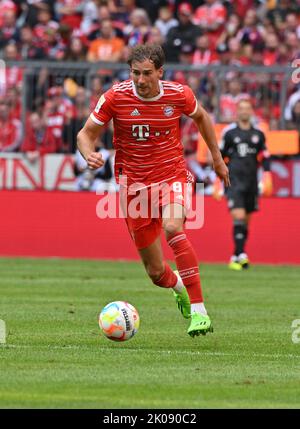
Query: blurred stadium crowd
0,0,300,190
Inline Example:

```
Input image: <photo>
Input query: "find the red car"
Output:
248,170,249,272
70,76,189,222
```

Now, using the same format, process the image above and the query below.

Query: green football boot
238,253,250,269
187,312,213,337
172,271,191,319
228,255,242,271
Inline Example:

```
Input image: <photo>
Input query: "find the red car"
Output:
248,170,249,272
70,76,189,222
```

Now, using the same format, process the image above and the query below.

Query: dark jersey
220,123,269,192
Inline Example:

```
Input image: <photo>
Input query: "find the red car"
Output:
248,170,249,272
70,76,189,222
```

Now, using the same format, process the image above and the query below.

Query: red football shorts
121,176,193,250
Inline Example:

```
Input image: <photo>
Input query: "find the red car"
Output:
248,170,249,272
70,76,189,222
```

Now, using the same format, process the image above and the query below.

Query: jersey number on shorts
173,182,183,193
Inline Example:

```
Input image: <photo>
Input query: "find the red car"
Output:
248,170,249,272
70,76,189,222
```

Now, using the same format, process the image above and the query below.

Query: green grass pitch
0,257,300,409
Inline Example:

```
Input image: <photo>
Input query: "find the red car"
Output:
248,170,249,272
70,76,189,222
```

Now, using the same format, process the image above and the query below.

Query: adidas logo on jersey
131,108,141,116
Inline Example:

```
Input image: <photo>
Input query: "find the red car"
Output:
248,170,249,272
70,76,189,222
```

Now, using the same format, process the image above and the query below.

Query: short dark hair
237,98,252,108
127,44,165,69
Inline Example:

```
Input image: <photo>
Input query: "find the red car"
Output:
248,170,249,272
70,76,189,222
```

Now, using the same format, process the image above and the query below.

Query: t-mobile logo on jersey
132,124,150,141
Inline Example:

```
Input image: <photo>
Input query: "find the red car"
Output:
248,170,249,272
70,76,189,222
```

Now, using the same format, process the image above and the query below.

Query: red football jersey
91,80,198,186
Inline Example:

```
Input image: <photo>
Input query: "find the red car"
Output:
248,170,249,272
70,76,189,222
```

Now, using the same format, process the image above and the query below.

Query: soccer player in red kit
77,45,229,337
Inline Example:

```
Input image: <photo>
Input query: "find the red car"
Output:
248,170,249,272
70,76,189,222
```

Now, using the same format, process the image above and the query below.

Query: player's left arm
190,104,230,187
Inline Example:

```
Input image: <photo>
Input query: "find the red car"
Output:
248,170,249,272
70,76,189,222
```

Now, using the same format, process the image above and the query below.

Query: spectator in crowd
22,111,57,158
179,43,195,65
87,4,123,41
3,40,20,60
55,0,84,30
263,32,280,65
286,100,300,133
87,18,125,62
216,13,241,45
164,2,202,62
284,12,299,36
19,25,47,59
219,79,250,123
186,75,202,100
123,8,151,47
6,86,21,121
0,97,22,152
33,3,58,40
285,87,300,123
193,0,227,47
17,1,56,29
237,9,264,48
249,42,264,65
267,0,298,32
109,0,135,29
136,0,169,24
2,43,23,95
146,26,164,46
63,34,87,61
0,0,17,28
42,86,73,153
89,75,104,110
63,86,90,153
154,6,178,39
284,31,300,63
43,24,65,60
0,6,19,50
80,0,101,35
214,42,240,66
192,34,217,65
227,37,249,65
165,43,196,85
255,89,280,128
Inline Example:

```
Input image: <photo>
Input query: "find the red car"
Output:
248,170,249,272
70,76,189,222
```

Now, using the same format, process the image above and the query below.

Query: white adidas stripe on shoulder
113,84,132,91
113,81,132,91
220,122,238,136
162,81,183,88
163,83,184,93
117,81,132,88
219,123,238,149
164,85,183,91
251,121,265,132
114,87,131,92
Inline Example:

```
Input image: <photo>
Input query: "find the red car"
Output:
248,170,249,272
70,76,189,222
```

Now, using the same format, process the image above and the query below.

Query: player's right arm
77,89,114,170
212,126,232,200
191,104,230,187
77,117,105,170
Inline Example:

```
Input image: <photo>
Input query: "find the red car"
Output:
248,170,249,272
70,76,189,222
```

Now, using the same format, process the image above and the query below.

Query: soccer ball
99,301,140,341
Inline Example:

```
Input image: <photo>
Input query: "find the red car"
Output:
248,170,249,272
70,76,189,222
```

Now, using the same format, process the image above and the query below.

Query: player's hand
86,152,104,170
213,158,230,187
260,171,273,197
212,177,224,201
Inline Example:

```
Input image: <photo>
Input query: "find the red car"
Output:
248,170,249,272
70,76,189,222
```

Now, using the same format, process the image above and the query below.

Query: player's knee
145,263,164,283
163,221,181,237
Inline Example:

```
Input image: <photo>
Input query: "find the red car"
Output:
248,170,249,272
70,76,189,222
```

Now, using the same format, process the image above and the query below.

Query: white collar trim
132,80,164,101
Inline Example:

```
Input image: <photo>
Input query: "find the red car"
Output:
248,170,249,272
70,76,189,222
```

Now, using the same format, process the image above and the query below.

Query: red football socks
153,262,177,288
167,232,203,303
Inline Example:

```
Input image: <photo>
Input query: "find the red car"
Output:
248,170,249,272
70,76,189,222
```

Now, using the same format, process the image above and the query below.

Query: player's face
131,60,163,98
237,101,253,123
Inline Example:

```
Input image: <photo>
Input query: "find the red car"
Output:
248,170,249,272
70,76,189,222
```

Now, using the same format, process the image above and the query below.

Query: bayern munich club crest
164,105,174,117
251,134,259,144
